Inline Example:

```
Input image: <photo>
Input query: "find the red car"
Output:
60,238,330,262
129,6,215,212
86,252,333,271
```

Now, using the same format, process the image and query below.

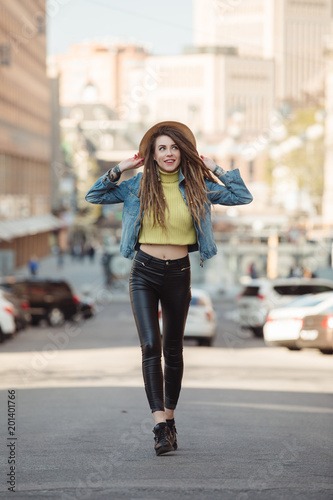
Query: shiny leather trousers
129,250,191,412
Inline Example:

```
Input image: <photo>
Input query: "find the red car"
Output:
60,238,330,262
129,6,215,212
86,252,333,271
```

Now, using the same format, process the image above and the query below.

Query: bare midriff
140,244,188,260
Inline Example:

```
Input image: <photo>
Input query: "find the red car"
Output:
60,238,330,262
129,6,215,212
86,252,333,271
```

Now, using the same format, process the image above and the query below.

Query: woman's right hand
119,153,144,173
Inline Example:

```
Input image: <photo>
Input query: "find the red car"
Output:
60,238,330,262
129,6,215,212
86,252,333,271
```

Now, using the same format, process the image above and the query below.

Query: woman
85,121,253,456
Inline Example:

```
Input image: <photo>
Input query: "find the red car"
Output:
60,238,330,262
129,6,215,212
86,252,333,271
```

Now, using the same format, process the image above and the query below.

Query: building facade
54,42,149,240
0,0,60,273
144,48,274,139
193,0,332,104
55,42,149,117
322,35,333,226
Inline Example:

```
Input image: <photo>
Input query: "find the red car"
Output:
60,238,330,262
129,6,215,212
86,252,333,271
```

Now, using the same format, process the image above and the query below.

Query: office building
0,0,61,273
193,0,332,103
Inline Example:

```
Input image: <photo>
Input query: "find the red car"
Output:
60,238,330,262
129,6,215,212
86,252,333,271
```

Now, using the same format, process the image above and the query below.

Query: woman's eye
158,145,178,151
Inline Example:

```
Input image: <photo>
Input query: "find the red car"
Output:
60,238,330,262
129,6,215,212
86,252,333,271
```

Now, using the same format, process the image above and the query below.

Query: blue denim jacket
85,168,253,264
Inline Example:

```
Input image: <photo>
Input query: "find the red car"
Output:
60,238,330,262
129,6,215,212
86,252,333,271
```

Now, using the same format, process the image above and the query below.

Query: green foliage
266,107,325,213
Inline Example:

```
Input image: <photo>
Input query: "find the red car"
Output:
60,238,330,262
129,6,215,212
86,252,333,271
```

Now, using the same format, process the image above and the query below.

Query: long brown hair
138,125,217,231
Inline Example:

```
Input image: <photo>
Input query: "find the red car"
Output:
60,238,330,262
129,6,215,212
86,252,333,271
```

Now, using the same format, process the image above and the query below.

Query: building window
36,15,46,34
0,44,11,66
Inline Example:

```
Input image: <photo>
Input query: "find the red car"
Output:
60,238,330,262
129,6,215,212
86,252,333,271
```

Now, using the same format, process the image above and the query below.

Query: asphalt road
0,298,333,500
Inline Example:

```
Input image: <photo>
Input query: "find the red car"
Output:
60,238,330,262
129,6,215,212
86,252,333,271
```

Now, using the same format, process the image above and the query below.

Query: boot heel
166,419,178,450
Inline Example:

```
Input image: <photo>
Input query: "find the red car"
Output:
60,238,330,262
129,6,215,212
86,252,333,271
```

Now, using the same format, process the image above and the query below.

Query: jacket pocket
123,193,140,216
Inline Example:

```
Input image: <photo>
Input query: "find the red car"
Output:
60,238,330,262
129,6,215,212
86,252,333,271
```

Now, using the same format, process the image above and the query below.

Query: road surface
0,295,332,500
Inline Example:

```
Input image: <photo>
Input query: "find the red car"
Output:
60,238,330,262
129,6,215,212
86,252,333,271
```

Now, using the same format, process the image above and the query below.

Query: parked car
159,288,217,346
0,286,31,331
298,305,333,355
263,291,333,353
236,278,333,337
0,279,95,327
0,294,16,342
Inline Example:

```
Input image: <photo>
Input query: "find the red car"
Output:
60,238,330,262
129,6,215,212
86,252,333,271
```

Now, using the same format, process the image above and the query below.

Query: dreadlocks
138,125,218,232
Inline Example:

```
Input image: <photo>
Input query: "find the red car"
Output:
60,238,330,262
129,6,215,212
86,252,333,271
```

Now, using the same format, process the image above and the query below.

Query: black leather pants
129,249,191,412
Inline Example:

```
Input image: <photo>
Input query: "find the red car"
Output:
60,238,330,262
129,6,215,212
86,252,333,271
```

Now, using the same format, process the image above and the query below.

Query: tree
267,107,325,213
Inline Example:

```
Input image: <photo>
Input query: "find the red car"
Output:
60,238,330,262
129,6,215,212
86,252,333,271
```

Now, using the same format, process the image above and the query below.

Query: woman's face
153,135,181,173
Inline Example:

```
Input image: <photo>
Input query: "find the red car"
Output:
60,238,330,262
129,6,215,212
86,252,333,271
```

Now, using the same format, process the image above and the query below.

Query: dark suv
0,279,93,326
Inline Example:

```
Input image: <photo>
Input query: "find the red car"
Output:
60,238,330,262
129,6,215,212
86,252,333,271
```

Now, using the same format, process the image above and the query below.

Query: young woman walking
85,121,253,455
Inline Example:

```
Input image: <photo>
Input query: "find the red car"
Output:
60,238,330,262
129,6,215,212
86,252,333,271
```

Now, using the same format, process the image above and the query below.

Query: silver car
236,278,333,337
263,291,333,353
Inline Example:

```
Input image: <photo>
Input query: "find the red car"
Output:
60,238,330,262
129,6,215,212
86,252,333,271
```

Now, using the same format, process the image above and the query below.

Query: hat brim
139,121,196,158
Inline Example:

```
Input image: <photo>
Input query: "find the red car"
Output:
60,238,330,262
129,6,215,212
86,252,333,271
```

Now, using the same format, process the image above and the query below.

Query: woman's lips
165,159,175,163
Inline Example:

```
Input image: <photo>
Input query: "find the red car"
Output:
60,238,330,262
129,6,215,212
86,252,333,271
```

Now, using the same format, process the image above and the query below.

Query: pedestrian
101,251,112,286
28,255,39,276
249,262,258,279
73,243,82,260
57,248,64,268
88,245,95,262
85,121,253,456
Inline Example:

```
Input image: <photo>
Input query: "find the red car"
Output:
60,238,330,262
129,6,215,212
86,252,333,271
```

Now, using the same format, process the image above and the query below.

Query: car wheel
319,349,333,355
287,346,301,351
251,327,263,338
47,308,65,327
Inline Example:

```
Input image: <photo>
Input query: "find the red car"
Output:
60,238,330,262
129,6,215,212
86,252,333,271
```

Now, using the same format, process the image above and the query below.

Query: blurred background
1,0,333,287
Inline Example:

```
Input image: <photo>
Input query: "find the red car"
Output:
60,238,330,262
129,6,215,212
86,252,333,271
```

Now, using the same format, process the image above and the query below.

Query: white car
0,294,16,342
159,288,217,346
237,278,333,337
263,291,333,350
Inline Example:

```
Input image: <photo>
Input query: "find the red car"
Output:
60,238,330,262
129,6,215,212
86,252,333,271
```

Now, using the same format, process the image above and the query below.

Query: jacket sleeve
206,169,253,206
85,172,130,205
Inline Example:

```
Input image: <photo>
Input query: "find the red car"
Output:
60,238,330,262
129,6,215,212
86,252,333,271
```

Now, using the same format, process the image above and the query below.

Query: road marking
188,401,333,414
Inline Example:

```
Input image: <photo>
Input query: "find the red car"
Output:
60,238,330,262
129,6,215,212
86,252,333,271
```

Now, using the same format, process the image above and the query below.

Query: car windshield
282,294,332,308
274,285,333,295
241,286,260,297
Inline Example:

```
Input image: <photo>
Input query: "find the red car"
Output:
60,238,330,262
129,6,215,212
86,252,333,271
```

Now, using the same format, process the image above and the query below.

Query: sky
47,0,193,56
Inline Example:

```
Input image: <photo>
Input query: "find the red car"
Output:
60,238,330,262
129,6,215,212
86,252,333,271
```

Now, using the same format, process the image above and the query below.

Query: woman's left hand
200,155,216,171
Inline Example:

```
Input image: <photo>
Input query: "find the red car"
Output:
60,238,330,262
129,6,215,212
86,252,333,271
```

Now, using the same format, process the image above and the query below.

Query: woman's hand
119,153,145,173
199,155,216,171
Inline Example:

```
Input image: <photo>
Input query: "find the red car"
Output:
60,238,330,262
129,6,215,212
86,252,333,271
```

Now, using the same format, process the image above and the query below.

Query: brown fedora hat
139,121,196,158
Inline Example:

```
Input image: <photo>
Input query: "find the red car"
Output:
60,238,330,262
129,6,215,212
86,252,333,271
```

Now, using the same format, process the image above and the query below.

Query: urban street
1,1,333,499
0,257,332,500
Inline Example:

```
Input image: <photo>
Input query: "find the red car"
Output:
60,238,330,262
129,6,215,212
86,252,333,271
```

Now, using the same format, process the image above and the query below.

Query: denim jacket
85,168,253,264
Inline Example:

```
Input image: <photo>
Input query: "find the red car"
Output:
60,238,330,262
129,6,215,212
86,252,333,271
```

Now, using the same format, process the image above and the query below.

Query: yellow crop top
138,169,197,245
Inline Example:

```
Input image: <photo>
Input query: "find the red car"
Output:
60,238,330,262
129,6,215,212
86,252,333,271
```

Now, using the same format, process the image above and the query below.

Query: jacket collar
178,168,185,184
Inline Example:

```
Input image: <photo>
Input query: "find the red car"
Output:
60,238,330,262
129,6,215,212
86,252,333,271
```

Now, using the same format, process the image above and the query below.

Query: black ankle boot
153,422,173,456
166,418,178,450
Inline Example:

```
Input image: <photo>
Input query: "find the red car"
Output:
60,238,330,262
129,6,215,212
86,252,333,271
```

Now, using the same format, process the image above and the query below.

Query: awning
0,214,64,241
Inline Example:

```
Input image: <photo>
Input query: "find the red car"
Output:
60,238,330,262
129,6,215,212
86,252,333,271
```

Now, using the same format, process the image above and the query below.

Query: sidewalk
15,252,130,302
